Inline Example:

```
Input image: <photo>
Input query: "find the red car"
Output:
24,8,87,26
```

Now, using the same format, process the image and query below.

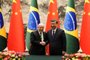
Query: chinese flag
45,0,60,55
7,0,25,52
80,0,90,54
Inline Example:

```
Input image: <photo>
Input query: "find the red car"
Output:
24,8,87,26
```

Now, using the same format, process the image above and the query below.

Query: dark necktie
40,32,42,38
52,30,55,36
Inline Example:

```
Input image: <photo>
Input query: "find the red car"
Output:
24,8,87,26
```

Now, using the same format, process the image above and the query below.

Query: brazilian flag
0,5,7,51
64,0,79,54
26,0,40,50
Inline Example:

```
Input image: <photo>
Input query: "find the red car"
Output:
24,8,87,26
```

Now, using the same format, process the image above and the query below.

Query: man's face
38,26,44,32
51,22,57,30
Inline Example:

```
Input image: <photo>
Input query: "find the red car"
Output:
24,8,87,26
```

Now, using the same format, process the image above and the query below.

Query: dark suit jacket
29,31,48,55
47,28,66,55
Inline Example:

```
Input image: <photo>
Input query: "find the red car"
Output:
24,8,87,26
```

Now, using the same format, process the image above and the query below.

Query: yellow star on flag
50,0,54,3
52,12,55,15
88,12,90,16
15,12,18,15
83,12,85,15
13,0,17,3
48,12,50,14
85,0,90,3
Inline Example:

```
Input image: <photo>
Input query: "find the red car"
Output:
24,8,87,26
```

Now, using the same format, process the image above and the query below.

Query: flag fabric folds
0,4,7,51
45,0,60,55
45,0,60,32
7,0,25,52
26,0,40,50
80,0,90,54
64,0,79,54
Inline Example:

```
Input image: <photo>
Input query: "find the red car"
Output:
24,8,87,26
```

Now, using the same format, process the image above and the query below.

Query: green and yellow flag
64,0,79,54
0,3,7,51
26,0,40,50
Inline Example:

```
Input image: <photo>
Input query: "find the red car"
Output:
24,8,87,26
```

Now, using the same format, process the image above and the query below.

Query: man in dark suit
29,23,48,55
47,20,66,55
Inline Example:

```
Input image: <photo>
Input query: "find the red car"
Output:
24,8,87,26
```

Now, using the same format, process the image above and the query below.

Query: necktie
53,30,55,36
40,32,42,38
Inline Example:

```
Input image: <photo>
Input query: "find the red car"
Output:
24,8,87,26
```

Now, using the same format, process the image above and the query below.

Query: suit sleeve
62,30,66,52
30,32,40,45
44,33,49,46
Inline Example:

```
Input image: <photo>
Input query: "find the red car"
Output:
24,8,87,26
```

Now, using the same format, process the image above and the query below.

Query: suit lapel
35,31,41,41
49,29,55,40
36,31,40,36
54,28,58,39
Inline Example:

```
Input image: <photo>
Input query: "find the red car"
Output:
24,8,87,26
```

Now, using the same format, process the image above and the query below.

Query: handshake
40,41,46,46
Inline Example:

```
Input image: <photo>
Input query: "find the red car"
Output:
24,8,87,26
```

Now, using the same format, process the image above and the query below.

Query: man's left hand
40,41,46,46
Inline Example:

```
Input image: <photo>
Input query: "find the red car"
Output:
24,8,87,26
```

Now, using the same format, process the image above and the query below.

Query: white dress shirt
39,31,44,42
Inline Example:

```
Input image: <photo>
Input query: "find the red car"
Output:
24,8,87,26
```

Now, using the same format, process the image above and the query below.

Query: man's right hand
40,41,46,46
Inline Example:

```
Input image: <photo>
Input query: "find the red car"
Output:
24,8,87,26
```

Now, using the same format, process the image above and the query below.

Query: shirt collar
52,28,57,32
38,30,43,34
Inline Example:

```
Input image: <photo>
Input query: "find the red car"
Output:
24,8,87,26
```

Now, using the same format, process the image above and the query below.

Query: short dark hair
51,20,58,24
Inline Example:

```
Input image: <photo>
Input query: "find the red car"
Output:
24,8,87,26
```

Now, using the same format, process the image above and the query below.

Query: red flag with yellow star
7,0,25,52
45,0,60,32
80,0,90,54
45,0,60,55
